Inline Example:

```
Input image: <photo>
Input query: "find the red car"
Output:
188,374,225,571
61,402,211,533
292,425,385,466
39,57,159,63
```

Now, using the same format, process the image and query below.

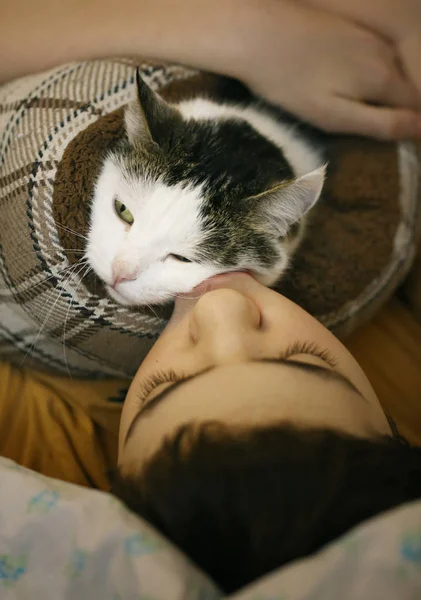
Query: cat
86,69,326,307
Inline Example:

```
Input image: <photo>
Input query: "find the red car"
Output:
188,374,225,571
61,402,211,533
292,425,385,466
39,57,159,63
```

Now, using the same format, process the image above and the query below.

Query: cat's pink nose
111,262,138,288
112,274,132,288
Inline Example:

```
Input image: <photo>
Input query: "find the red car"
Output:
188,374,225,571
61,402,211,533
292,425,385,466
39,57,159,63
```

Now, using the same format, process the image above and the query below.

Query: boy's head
114,273,417,592
113,423,419,593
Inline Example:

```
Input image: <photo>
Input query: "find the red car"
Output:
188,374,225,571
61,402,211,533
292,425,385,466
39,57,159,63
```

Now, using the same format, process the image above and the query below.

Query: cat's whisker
55,222,89,242
27,263,84,300
145,302,161,321
175,291,205,300
17,249,86,260
200,279,213,296
62,267,81,378
58,249,86,253
14,249,86,264
25,260,89,293
82,264,92,278
175,281,211,300
62,261,92,379
20,261,84,366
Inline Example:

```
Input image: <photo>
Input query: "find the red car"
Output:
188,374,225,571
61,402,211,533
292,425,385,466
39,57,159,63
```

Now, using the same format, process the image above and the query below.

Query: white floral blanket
1,456,421,599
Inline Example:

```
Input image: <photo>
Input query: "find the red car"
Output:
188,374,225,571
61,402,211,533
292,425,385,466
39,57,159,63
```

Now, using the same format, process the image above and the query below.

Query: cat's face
86,70,325,306
87,157,227,305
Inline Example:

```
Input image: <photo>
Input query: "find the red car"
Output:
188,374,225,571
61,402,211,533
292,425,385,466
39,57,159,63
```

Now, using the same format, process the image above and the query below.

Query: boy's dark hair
112,423,421,593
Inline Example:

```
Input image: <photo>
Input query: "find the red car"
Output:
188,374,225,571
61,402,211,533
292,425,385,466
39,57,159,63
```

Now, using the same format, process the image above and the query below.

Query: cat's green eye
114,198,134,225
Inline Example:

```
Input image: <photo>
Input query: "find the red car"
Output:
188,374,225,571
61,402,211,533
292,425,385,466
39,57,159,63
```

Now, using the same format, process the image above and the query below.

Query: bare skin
117,274,392,474
303,0,421,112
1,0,421,139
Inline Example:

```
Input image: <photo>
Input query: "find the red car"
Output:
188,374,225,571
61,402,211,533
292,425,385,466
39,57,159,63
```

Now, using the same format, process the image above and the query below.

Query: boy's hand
233,1,421,139
302,0,421,107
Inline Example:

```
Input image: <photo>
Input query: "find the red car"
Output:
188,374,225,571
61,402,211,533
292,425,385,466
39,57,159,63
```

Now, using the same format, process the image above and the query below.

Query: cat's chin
107,286,134,306
106,284,174,307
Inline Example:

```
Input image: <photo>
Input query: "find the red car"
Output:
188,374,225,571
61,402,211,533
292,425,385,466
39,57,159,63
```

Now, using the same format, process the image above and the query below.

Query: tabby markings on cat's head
86,68,326,306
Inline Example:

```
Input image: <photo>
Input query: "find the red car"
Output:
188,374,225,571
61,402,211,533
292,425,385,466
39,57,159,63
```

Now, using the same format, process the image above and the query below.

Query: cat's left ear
125,68,180,146
252,165,326,235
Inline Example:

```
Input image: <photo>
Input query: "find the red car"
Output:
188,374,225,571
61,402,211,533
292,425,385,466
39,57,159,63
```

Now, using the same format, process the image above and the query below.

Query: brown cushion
0,58,420,378
280,138,421,336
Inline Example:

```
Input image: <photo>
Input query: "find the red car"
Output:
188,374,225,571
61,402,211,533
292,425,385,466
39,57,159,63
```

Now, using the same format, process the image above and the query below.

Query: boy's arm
1,0,421,139
302,0,421,100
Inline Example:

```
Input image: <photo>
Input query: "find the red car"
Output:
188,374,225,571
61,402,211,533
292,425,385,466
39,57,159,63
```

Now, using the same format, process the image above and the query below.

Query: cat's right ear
125,68,179,146
250,165,326,235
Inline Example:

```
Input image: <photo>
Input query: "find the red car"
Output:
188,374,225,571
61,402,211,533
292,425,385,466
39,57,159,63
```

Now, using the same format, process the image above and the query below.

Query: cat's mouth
107,269,255,306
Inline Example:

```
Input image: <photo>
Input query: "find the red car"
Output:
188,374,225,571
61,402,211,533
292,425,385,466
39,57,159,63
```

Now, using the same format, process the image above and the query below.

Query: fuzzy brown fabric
280,138,401,317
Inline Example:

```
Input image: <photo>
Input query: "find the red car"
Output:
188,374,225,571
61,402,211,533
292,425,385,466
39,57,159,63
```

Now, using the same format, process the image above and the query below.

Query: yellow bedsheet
0,362,127,490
